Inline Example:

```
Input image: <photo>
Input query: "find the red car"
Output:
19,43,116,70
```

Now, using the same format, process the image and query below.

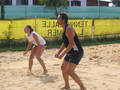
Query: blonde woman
24,25,47,74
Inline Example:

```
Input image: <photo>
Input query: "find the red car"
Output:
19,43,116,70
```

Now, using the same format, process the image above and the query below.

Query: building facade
68,0,110,6
87,0,110,6
0,0,110,6
0,0,39,5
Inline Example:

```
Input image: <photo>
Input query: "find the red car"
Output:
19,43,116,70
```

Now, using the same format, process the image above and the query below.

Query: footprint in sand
90,48,95,50
0,56,7,58
53,64,60,66
89,58,94,60
103,74,117,77
89,56,102,60
92,56,99,59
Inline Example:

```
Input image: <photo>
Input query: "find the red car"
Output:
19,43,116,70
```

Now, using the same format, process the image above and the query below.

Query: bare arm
58,26,75,59
23,38,32,56
26,41,32,51
32,33,41,46
58,43,65,54
63,27,75,54
55,43,65,58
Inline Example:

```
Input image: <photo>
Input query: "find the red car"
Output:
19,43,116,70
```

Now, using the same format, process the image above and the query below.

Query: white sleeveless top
26,32,46,46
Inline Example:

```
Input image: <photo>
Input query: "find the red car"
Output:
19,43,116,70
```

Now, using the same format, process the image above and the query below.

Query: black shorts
64,50,84,65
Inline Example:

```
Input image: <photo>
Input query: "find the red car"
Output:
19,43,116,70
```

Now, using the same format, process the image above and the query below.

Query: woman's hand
55,53,59,58
57,53,65,59
55,52,65,59
23,50,29,56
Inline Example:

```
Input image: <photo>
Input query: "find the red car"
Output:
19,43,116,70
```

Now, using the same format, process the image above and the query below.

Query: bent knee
30,54,34,59
67,70,73,75
36,56,42,60
61,66,69,74
61,65,64,71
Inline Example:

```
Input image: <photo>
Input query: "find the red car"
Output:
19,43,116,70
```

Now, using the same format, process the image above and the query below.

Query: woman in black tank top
55,13,86,90
62,24,83,53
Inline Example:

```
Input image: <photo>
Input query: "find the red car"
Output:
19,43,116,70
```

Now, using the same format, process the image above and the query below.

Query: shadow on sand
32,73,58,83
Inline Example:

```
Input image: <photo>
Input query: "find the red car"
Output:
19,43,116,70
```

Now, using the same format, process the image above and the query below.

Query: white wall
81,0,87,6
12,0,16,5
28,0,33,5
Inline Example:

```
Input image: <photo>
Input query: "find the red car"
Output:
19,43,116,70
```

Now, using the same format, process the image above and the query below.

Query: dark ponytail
26,25,33,33
60,13,68,24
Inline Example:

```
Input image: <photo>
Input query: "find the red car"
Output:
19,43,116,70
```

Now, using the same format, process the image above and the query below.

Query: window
71,1,81,6
67,1,69,6
16,0,28,5
0,0,12,5
16,0,21,5
5,0,12,5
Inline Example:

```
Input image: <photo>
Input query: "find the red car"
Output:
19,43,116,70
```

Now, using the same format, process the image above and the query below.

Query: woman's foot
43,70,47,75
61,87,70,90
26,70,33,76
80,86,87,90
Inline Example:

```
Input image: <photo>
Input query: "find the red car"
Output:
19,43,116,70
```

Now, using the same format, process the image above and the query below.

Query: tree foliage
112,0,120,6
38,0,68,17
1,0,5,19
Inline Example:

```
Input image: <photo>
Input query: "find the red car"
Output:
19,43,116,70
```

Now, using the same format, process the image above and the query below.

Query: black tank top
62,24,83,53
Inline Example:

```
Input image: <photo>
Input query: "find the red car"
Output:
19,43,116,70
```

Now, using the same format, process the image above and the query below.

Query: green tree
39,0,68,17
112,0,120,6
1,0,5,19
2,21,13,46
22,0,28,5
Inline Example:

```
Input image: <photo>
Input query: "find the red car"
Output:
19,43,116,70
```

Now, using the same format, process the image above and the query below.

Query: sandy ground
0,44,120,90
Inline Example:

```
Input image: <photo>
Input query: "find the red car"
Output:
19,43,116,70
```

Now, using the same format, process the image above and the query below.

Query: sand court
0,44,120,90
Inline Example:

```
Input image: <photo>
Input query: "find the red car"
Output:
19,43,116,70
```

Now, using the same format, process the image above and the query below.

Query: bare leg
29,56,33,72
36,57,47,74
36,45,47,74
61,60,70,89
68,63,86,90
29,47,36,72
